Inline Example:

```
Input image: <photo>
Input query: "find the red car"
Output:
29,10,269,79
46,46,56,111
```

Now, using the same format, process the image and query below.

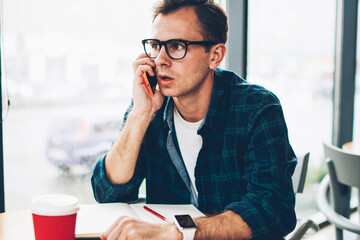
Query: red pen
143,206,170,222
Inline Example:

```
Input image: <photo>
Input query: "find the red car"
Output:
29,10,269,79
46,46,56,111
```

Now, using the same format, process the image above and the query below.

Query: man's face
151,7,213,99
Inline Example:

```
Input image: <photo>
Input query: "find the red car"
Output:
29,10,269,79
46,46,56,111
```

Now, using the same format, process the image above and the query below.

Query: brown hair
153,0,228,44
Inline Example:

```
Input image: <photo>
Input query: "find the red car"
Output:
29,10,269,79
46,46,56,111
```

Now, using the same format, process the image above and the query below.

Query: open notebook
75,203,205,238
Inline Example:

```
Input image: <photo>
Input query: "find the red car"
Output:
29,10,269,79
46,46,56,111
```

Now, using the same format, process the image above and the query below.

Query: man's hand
99,210,252,240
132,53,164,117
99,216,182,240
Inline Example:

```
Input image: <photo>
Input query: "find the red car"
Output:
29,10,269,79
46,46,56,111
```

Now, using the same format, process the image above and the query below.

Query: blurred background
1,0,359,224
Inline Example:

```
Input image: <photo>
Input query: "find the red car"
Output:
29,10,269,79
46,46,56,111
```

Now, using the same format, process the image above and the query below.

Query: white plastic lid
31,194,79,216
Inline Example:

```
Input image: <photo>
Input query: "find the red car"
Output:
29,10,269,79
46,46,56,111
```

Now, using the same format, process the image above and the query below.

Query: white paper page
75,203,139,237
130,204,205,224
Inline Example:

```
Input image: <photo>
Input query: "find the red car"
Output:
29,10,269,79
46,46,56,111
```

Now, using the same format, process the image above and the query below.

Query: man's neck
173,74,214,123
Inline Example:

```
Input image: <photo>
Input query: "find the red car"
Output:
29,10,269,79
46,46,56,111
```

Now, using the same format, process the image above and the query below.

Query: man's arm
194,211,252,240
99,210,252,240
221,86,297,239
91,54,164,202
104,110,153,184
102,53,164,184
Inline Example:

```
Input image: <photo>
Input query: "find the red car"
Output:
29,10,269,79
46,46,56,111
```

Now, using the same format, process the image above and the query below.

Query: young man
92,0,297,239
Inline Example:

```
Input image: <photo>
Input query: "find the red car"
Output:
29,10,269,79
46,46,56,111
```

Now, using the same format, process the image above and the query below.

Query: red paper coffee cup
31,194,79,240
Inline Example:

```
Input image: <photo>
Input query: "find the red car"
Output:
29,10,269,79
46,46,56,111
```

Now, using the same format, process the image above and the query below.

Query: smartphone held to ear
142,72,157,97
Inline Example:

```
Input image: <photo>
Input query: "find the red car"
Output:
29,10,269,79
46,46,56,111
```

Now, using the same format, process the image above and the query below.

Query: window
247,0,336,217
2,0,157,211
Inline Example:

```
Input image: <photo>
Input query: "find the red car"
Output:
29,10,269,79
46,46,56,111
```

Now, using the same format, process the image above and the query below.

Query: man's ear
209,43,226,70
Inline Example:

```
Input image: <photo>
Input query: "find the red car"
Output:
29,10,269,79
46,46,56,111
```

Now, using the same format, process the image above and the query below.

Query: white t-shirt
173,106,203,199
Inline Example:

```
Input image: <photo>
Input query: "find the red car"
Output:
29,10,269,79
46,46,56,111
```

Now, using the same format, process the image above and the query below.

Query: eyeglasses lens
144,40,187,59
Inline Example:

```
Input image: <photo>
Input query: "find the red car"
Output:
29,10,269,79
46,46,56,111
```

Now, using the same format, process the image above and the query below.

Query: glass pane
355,79,360,142
353,4,360,143
2,0,157,211
248,0,335,217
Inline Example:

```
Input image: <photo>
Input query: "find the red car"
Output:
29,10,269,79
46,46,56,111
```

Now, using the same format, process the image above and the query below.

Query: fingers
102,216,134,239
131,53,163,114
100,216,122,240
101,216,179,240
102,216,142,240
133,53,156,76
99,233,107,240
134,52,149,61
133,54,156,90
133,67,154,94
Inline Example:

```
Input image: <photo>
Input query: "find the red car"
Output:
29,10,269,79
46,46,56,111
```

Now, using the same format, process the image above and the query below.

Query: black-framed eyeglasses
141,39,218,60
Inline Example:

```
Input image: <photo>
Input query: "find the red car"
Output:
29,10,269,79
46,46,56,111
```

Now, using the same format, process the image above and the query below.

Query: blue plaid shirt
91,68,297,239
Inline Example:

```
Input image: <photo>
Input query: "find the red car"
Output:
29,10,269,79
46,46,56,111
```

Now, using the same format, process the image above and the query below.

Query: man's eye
151,43,160,50
169,42,185,51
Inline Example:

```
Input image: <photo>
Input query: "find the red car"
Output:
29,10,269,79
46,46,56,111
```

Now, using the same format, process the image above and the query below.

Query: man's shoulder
215,68,280,106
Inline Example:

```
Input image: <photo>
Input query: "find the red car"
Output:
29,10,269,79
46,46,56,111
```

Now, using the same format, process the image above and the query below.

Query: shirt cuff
91,155,139,203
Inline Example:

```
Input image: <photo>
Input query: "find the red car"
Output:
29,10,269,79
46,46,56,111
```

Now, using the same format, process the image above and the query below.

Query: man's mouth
158,74,174,86
159,74,173,81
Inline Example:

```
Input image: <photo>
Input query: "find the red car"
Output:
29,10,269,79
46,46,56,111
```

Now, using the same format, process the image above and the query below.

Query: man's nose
154,45,170,65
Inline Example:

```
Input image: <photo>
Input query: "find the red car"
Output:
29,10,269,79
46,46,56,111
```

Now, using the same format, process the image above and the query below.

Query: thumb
100,233,107,240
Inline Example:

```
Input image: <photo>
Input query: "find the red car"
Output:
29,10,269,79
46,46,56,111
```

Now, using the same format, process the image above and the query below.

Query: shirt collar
202,68,226,131
163,97,174,130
